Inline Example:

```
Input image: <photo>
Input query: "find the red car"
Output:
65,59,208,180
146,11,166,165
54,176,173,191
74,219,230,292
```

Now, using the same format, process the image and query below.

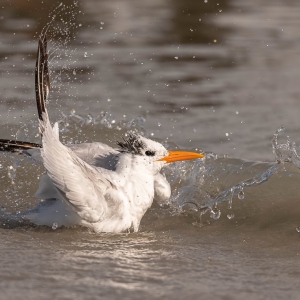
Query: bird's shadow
94,153,119,171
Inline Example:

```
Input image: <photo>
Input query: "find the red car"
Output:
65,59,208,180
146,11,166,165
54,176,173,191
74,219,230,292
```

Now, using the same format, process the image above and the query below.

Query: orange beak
157,151,205,164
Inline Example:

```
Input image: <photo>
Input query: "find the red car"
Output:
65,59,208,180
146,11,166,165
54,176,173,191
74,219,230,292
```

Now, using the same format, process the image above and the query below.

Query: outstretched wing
41,116,116,222
36,32,119,223
0,139,120,170
35,33,49,123
0,139,41,152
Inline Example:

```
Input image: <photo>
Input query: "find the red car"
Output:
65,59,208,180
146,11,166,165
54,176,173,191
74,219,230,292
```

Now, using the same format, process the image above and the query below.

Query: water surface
0,1,300,299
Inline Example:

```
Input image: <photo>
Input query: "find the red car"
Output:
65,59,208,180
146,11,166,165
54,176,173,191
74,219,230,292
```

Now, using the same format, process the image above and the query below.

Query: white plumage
26,111,171,233
4,33,205,233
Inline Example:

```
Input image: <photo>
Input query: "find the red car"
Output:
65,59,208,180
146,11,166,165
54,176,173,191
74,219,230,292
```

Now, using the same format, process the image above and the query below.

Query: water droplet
210,209,221,220
238,190,245,200
181,202,198,213
204,0,208,3
52,223,58,230
227,213,235,220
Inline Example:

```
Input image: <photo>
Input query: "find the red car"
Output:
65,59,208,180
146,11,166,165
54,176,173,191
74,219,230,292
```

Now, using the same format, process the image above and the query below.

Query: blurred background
0,0,300,160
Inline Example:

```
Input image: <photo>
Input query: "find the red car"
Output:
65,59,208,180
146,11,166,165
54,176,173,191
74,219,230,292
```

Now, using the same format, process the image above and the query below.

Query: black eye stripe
145,150,155,156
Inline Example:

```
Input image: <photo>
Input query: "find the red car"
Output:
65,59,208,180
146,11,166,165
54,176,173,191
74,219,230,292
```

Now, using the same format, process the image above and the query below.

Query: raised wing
0,138,120,170
35,33,49,122
36,32,119,223
41,119,116,222
69,143,119,170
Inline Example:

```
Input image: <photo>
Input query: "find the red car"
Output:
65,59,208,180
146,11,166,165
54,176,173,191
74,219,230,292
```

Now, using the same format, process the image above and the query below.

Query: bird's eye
145,150,155,156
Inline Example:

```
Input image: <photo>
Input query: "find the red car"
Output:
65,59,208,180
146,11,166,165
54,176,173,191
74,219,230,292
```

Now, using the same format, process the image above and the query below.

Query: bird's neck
115,154,154,186
114,154,156,232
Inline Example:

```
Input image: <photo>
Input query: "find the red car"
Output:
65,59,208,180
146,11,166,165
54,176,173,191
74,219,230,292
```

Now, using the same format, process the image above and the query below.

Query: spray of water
272,126,300,168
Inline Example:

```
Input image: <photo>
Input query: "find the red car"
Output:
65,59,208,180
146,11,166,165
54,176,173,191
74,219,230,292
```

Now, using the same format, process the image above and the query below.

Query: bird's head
117,132,204,173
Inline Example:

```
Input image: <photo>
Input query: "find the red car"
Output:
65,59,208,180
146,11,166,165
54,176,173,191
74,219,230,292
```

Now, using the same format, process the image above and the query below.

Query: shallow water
1,1,300,299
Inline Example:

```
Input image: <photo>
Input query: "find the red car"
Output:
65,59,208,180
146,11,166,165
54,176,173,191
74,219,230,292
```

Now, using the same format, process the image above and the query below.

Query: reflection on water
65,233,174,290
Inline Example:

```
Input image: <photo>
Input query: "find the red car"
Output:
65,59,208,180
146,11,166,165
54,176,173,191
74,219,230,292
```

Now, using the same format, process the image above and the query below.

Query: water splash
211,164,278,208
38,2,83,104
57,109,146,134
166,159,206,206
210,207,221,220
227,213,235,220
237,190,245,200
167,153,279,223
272,126,300,168
7,164,18,193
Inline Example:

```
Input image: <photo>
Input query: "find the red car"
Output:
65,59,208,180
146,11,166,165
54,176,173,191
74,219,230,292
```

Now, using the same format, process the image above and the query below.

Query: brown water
1,1,300,299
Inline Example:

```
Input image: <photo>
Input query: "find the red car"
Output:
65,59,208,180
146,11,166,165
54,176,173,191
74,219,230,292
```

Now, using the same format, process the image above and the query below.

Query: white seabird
0,33,205,233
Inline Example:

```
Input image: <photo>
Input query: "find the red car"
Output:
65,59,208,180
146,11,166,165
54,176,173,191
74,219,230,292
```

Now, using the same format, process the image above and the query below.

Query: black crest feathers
117,133,146,155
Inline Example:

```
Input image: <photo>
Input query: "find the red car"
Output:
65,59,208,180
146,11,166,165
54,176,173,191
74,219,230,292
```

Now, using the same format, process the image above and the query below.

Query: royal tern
0,33,205,233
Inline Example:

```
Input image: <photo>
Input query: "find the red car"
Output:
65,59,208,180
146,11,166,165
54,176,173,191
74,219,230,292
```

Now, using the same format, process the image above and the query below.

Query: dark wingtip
35,32,50,122
0,139,42,153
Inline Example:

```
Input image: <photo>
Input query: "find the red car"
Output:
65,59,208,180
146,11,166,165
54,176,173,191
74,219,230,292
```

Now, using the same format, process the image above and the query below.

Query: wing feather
35,32,119,223
40,112,117,222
